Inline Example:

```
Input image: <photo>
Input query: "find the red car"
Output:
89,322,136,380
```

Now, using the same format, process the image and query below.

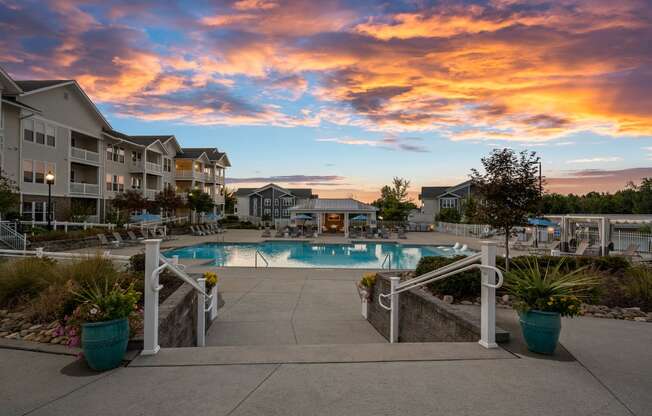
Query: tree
461,197,480,223
0,171,19,218
112,189,150,214
436,207,461,223
223,186,237,214
153,187,183,217
372,177,417,221
187,191,214,223
471,149,541,270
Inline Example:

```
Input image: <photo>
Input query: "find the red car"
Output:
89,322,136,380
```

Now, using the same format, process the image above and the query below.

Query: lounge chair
274,227,284,238
200,225,214,235
127,230,144,243
261,227,271,238
112,232,129,246
561,240,590,256
190,226,204,236
137,229,149,239
97,233,119,248
614,243,642,261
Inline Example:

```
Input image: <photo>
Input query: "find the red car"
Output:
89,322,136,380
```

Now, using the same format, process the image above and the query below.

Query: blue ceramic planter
519,310,561,355
82,318,129,371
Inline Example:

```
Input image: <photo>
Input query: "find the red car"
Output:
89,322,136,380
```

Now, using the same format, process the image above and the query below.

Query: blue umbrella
294,214,313,220
528,218,557,227
130,213,161,223
351,214,368,221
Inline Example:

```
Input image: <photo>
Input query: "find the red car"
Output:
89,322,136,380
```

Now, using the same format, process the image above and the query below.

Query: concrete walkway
205,267,387,346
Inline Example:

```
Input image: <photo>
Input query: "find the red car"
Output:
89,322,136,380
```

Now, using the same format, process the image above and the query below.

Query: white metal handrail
381,253,392,270
0,222,27,250
376,242,502,349
255,250,269,268
143,239,216,355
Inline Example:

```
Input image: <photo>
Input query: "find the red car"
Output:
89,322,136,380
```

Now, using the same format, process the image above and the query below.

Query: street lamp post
45,171,55,231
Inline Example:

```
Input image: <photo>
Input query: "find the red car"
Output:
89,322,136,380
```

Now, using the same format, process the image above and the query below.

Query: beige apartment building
0,66,230,223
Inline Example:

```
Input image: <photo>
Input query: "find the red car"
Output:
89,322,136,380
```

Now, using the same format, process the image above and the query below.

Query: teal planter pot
82,318,129,371
518,310,561,355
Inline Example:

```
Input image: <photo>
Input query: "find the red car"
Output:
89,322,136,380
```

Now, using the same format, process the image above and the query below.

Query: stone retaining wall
367,273,508,343
159,283,198,348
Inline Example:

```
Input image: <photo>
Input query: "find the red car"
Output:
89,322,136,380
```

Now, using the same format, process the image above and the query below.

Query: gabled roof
0,67,23,95
420,186,451,199
128,135,175,146
15,80,73,93
102,129,181,154
177,147,231,166
289,198,378,212
1,97,41,113
235,183,313,198
16,79,111,129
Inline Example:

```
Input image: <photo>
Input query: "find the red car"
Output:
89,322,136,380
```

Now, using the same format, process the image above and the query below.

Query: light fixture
45,171,55,184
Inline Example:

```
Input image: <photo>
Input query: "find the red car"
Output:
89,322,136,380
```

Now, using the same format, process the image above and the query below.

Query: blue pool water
164,241,473,269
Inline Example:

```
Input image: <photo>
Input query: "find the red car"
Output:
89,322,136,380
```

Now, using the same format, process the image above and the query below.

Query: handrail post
142,239,162,355
389,276,401,343
479,241,498,349
196,278,206,347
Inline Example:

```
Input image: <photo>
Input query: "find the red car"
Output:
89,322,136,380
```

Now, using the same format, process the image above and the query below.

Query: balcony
129,160,163,175
70,182,100,196
70,147,100,165
146,161,162,174
145,189,159,200
175,169,204,181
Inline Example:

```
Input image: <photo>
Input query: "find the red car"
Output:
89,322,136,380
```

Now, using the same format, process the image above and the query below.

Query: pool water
164,241,473,269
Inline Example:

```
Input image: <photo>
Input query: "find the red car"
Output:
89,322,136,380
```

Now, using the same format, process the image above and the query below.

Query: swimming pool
164,241,473,269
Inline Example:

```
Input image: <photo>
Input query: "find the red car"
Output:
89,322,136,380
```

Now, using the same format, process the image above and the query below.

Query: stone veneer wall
158,283,199,348
367,273,499,343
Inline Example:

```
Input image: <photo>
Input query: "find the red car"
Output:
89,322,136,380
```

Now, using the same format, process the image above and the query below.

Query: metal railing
255,250,269,268
0,222,27,250
376,242,503,348
381,253,392,270
143,239,215,355
69,182,100,196
0,247,130,263
435,221,495,238
20,220,114,232
70,147,100,163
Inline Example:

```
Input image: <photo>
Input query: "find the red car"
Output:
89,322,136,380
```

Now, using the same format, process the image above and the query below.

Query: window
23,119,34,142
35,120,45,144
34,201,45,221
274,199,279,206
282,209,288,217
34,160,45,184
70,169,76,183
282,197,293,206
106,145,125,163
46,125,56,147
264,208,271,216
131,176,142,189
22,202,32,221
264,198,271,206
274,208,279,217
440,198,457,209
106,174,125,192
23,160,33,183
132,151,142,163
163,158,171,172
22,201,51,221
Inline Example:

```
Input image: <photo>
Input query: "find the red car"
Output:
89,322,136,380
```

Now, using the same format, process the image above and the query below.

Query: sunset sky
2,0,651,202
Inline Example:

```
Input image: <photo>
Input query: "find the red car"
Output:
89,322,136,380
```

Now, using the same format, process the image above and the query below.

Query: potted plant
504,258,598,355
357,273,377,318
70,280,141,370
203,271,219,322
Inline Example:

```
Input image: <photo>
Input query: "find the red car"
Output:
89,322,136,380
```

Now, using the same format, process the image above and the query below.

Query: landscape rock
443,295,454,304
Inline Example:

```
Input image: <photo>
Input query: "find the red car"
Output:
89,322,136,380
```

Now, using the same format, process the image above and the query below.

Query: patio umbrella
294,214,313,220
528,218,558,227
351,214,368,222
130,213,161,223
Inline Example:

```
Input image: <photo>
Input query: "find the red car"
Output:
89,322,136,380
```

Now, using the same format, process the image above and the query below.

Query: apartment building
0,66,230,222
235,183,315,223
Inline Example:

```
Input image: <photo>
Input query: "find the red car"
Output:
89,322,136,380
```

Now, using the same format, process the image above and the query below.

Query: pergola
289,198,378,237
547,214,652,255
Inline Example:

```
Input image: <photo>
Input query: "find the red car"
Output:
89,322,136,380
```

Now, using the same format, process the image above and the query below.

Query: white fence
21,220,116,232
435,221,495,238
0,222,27,250
581,230,652,253
0,247,130,263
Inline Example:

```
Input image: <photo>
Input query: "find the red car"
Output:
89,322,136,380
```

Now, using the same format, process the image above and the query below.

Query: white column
344,213,349,237
479,241,498,349
196,277,206,347
389,276,400,343
142,239,162,355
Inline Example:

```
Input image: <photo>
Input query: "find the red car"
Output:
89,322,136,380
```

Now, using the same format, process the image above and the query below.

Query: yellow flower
547,301,553,306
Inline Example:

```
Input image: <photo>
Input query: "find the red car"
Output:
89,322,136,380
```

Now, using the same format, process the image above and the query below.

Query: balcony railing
175,169,204,180
71,147,100,164
146,162,162,173
69,182,100,196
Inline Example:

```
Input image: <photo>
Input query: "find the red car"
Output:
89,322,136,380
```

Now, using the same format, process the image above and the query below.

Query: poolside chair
275,227,285,238
97,233,119,248
614,243,642,261
262,227,271,238
136,228,149,239
190,226,204,236
127,230,144,243
562,240,590,256
113,232,138,246
200,225,214,235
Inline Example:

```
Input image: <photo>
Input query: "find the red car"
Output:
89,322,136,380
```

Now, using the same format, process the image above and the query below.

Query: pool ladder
255,250,269,268
381,253,392,270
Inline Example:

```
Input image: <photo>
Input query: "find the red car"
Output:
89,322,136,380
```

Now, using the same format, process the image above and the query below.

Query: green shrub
28,227,105,242
622,266,652,311
498,255,631,275
415,256,480,300
0,257,61,307
435,208,461,223
28,280,78,322
59,256,125,289
129,253,146,273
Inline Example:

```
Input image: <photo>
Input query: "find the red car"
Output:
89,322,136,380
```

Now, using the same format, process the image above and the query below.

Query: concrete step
129,342,516,367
